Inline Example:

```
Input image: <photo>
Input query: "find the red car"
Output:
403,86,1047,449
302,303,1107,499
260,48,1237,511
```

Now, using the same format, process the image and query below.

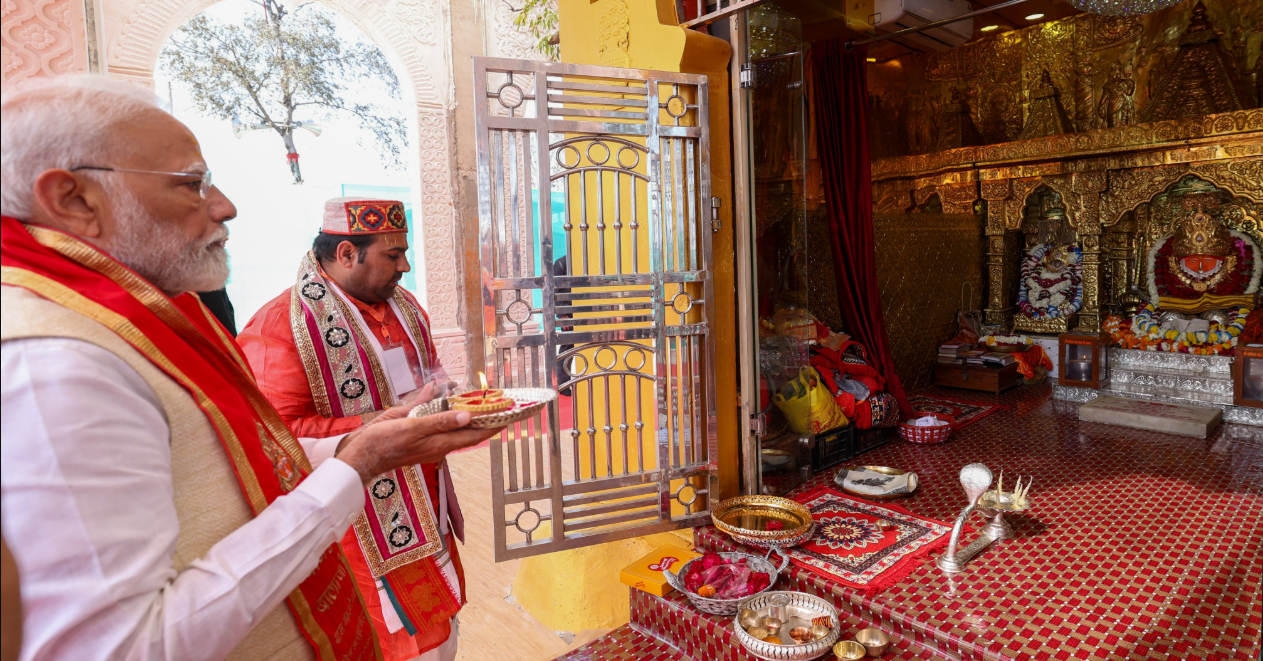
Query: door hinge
739,64,753,89
749,412,766,436
710,197,722,233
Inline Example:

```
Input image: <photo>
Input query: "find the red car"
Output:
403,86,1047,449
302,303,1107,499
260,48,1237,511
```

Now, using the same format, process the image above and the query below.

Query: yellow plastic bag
773,367,849,434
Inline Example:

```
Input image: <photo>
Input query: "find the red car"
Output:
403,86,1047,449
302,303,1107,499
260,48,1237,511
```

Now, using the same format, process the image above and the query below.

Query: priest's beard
103,187,230,295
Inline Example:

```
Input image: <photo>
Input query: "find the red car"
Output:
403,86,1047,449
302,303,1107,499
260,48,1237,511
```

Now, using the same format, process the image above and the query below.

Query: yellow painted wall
512,0,739,634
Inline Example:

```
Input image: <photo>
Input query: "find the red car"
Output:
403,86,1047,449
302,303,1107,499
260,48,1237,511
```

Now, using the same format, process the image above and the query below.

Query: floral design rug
907,393,1007,429
788,487,954,593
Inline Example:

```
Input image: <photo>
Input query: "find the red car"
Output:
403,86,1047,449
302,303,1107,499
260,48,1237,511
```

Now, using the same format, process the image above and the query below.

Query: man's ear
30,169,107,238
335,239,358,268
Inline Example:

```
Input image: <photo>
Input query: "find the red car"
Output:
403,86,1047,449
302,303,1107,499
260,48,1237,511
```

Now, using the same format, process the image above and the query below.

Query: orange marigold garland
1106,304,1249,355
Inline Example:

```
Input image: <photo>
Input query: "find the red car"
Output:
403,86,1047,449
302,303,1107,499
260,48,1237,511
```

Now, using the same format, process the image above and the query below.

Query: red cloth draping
809,41,910,418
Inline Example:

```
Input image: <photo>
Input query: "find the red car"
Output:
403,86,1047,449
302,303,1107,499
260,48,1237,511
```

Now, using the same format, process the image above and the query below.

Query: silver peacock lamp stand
937,463,1032,573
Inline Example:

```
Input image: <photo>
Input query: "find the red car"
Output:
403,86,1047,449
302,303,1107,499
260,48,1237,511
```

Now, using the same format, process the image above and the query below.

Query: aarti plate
834,465,919,500
408,387,557,429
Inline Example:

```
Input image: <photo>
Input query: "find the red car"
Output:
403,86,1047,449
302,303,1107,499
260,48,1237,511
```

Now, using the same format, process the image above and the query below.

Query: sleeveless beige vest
1,286,317,661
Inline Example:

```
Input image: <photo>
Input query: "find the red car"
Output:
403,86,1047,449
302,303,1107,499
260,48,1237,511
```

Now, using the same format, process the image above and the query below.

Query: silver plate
662,551,787,616
408,388,557,429
733,591,840,660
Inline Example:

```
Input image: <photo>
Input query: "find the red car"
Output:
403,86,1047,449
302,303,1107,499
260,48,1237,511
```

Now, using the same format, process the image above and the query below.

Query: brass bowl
833,640,867,660
712,496,813,548
855,628,891,656
834,465,919,501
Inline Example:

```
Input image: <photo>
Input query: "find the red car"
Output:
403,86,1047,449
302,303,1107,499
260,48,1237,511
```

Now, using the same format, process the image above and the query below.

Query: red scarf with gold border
0,216,382,661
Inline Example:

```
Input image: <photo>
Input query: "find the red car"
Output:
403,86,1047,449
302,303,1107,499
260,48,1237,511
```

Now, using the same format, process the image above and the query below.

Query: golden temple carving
863,0,1261,333
1140,2,1248,124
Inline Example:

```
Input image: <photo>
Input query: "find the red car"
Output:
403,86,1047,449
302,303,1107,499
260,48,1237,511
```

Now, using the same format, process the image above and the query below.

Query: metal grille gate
473,57,718,561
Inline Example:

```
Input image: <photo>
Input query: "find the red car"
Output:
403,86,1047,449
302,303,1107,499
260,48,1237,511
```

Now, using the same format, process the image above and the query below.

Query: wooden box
1234,344,1263,409
933,362,1021,393
1058,332,1109,390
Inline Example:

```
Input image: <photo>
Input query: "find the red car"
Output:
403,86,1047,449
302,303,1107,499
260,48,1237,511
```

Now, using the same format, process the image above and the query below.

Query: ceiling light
980,24,1000,31
1065,0,1181,16
866,57,877,62
1025,13,1045,20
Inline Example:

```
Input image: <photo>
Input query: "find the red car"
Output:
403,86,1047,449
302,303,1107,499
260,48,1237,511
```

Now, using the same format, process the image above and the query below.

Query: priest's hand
360,380,459,427
336,411,499,485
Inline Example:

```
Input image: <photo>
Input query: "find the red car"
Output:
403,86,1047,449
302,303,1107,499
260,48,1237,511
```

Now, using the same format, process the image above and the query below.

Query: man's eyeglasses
70,166,215,199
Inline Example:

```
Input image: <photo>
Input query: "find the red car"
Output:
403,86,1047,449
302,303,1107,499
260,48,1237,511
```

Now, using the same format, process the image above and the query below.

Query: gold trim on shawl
350,465,444,577
193,293,254,377
0,266,270,513
25,225,313,473
327,285,396,405
393,290,433,378
290,264,335,418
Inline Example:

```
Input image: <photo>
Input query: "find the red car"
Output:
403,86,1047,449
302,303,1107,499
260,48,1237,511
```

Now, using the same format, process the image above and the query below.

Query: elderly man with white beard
0,75,499,661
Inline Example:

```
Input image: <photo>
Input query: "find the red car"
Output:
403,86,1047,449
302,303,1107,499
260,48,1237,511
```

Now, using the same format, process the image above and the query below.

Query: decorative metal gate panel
473,57,718,561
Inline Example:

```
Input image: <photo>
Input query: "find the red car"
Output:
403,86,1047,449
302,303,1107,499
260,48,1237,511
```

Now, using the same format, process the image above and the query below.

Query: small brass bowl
833,640,867,660
855,628,891,656
789,626,812,643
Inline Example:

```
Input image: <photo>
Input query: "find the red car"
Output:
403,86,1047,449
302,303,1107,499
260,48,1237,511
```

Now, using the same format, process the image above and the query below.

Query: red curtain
810,40,911,417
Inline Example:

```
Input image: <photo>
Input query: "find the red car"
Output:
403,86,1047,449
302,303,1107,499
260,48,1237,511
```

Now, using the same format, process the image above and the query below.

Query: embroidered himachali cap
322,197,408,246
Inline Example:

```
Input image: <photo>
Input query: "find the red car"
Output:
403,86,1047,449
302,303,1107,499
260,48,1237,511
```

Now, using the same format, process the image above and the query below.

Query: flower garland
1105,303,1250,355
1147,231,1260,304
1017,243,1083,320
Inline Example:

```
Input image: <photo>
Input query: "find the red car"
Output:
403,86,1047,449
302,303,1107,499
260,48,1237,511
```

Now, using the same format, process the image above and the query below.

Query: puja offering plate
663,551,786,616
712,496,814,550
408,387,556,429
733,591,840,661
834,465,919,500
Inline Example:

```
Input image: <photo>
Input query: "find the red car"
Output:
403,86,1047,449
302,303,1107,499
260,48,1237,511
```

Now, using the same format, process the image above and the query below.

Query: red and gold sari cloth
289,252,463,641
0,216,382,661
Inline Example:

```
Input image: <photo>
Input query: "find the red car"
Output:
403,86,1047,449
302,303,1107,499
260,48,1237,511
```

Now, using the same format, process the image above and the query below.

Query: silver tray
408,387,557,429
662,551,787,616
733,591,840,660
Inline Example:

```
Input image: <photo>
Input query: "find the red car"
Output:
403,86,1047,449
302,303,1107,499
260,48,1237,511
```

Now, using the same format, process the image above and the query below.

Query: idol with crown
1106,198,1260,355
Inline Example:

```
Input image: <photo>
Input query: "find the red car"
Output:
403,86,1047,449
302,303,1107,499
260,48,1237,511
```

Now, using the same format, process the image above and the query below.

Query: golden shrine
867,0,1261,341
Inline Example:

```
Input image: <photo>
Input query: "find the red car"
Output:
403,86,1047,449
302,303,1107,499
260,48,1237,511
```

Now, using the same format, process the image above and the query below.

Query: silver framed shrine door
473,57,719,562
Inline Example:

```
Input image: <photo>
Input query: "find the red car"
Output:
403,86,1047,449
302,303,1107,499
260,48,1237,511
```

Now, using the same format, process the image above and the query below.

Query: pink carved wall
1,0,90,89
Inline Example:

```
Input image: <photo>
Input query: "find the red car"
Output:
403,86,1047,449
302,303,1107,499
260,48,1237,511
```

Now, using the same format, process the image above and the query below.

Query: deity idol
1110,201,1260,354
1147,205,1260,313
1015,242,1083,332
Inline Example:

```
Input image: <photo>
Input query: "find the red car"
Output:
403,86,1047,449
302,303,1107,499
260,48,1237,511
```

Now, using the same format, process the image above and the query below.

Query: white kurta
0,336,365,661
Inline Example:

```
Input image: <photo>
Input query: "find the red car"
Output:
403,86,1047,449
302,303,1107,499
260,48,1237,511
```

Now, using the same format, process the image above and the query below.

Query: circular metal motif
586,141,611,166
324,327,350,348
675,483,698,506
505,298,533,325
593,345,618,372
556,144,582,169
565,353,589,378
671,292,694,315
301,282,327,301
340,377,366,400
616,146,641,170
372,477,397,500
496,82,525,109
389,525,414,548
623,346,648,371
514,507,542,534
664,94,688,118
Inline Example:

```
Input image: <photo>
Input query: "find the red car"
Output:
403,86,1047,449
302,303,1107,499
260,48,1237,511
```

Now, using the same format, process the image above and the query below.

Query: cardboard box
619,544,700,597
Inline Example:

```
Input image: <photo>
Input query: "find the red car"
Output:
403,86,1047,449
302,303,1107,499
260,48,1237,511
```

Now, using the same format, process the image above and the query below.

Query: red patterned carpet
561,384,1263,660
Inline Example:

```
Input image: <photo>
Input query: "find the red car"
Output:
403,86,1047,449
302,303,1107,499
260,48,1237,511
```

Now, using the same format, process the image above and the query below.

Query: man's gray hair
0,75,162,219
